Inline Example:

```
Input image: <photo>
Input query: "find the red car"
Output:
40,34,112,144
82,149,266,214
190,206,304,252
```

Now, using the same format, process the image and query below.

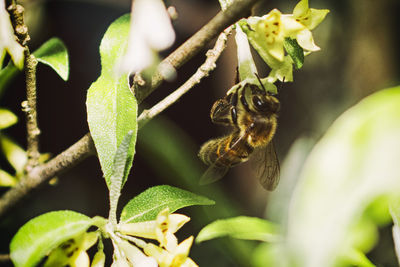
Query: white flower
120,0,175,75
0,1,24,69
118,208,190,251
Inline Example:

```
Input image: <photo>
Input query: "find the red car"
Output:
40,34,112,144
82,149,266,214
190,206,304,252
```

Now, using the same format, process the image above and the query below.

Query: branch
0,254,10,264
0,134,95,217
8,3,41,168
135,0,258,103
0,0,259,217
138,27,232,128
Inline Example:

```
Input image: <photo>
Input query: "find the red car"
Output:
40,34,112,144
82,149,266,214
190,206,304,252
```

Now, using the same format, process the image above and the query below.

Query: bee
198,78,280,190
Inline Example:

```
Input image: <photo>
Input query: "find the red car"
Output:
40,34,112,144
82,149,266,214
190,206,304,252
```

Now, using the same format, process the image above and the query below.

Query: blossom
44,232,98,267
118,208,190,251
246,9,304,62
117,208,197,266
292,0,330,31
119,0,175,75
118,240,158,267
144,236,198,267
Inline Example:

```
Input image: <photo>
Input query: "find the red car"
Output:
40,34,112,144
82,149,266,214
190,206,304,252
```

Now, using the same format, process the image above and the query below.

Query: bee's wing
199,132,248,185
199,165,229,185
251,141,280,191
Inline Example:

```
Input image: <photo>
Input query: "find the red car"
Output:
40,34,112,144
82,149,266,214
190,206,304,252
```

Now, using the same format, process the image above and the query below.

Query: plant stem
24,51,40,169
135,0,258,103
8,3,40,169
0,254,10,263
0,0,260,218
0,134,95,217
138,27,231,129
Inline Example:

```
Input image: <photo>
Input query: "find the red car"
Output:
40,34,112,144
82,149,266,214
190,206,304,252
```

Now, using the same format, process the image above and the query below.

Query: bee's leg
210,98,234,125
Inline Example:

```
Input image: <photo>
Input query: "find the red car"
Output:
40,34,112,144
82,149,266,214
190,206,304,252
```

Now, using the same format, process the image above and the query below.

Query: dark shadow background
1,0,400,266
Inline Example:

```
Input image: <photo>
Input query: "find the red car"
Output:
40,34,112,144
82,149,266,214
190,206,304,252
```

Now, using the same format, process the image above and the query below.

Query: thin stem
138,27,232,129
0,0,260,218
8,3,40,168
0,134,95,217
24,52,40,169
0,254,10,263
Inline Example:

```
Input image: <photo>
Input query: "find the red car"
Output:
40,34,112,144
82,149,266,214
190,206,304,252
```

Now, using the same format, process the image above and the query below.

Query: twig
23,53,40,169
0,0,259,218
135,0,258,103
0,254,11,263
8,3,40,168
138,27,231,129
0,134,95,217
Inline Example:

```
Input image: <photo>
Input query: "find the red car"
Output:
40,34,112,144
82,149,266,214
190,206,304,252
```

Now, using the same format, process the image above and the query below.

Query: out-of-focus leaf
266,137,314,224
0,169,16,186
340,249,376,267
33,37,69,81
0,62,19,98
86,14,137,188
284,38,304,69
10,211,93,267
120,185,214,223
196,216,280,243
137,117,255,266
0,134,26,172
285,86,400,267
0,108,17,129
251,243,286,267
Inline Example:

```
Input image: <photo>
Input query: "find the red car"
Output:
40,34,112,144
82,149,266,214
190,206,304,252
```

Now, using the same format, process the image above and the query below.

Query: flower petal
134,0,175,50
296,29,320,51
119,240,158,267
267,55,294,83
306,8,330,30
118,221,158,240
293,0,309,18
170,236,194,266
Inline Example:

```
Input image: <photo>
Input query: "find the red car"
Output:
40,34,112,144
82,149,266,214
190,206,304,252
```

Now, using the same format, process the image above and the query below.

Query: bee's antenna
254,72,266,91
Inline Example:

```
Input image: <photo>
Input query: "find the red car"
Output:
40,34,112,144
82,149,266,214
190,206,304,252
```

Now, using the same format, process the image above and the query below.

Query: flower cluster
240,0,329,83
44,232,100,267
115,208,197,267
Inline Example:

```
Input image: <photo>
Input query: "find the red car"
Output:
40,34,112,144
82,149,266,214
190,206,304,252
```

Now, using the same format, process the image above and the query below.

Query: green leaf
0,108,18,129
109,131,134,224
284,86,400,267
0,169,17,186
10,210,93,267
0,38,69,97
284,37,304,69
340,249,376,267
120,185,215,223
0,134,27,172
33,37,69,81
0,61,19,99
196,216,280,243
86,14,138,188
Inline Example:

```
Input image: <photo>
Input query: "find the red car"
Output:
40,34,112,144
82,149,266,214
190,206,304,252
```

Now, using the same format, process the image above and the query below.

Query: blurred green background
1,0,400,266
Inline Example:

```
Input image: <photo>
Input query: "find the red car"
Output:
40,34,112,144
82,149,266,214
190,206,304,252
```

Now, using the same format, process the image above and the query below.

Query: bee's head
251,94,280,114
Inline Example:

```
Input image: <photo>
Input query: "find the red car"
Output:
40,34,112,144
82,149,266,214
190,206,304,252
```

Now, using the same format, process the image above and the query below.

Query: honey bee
198,78,280,190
